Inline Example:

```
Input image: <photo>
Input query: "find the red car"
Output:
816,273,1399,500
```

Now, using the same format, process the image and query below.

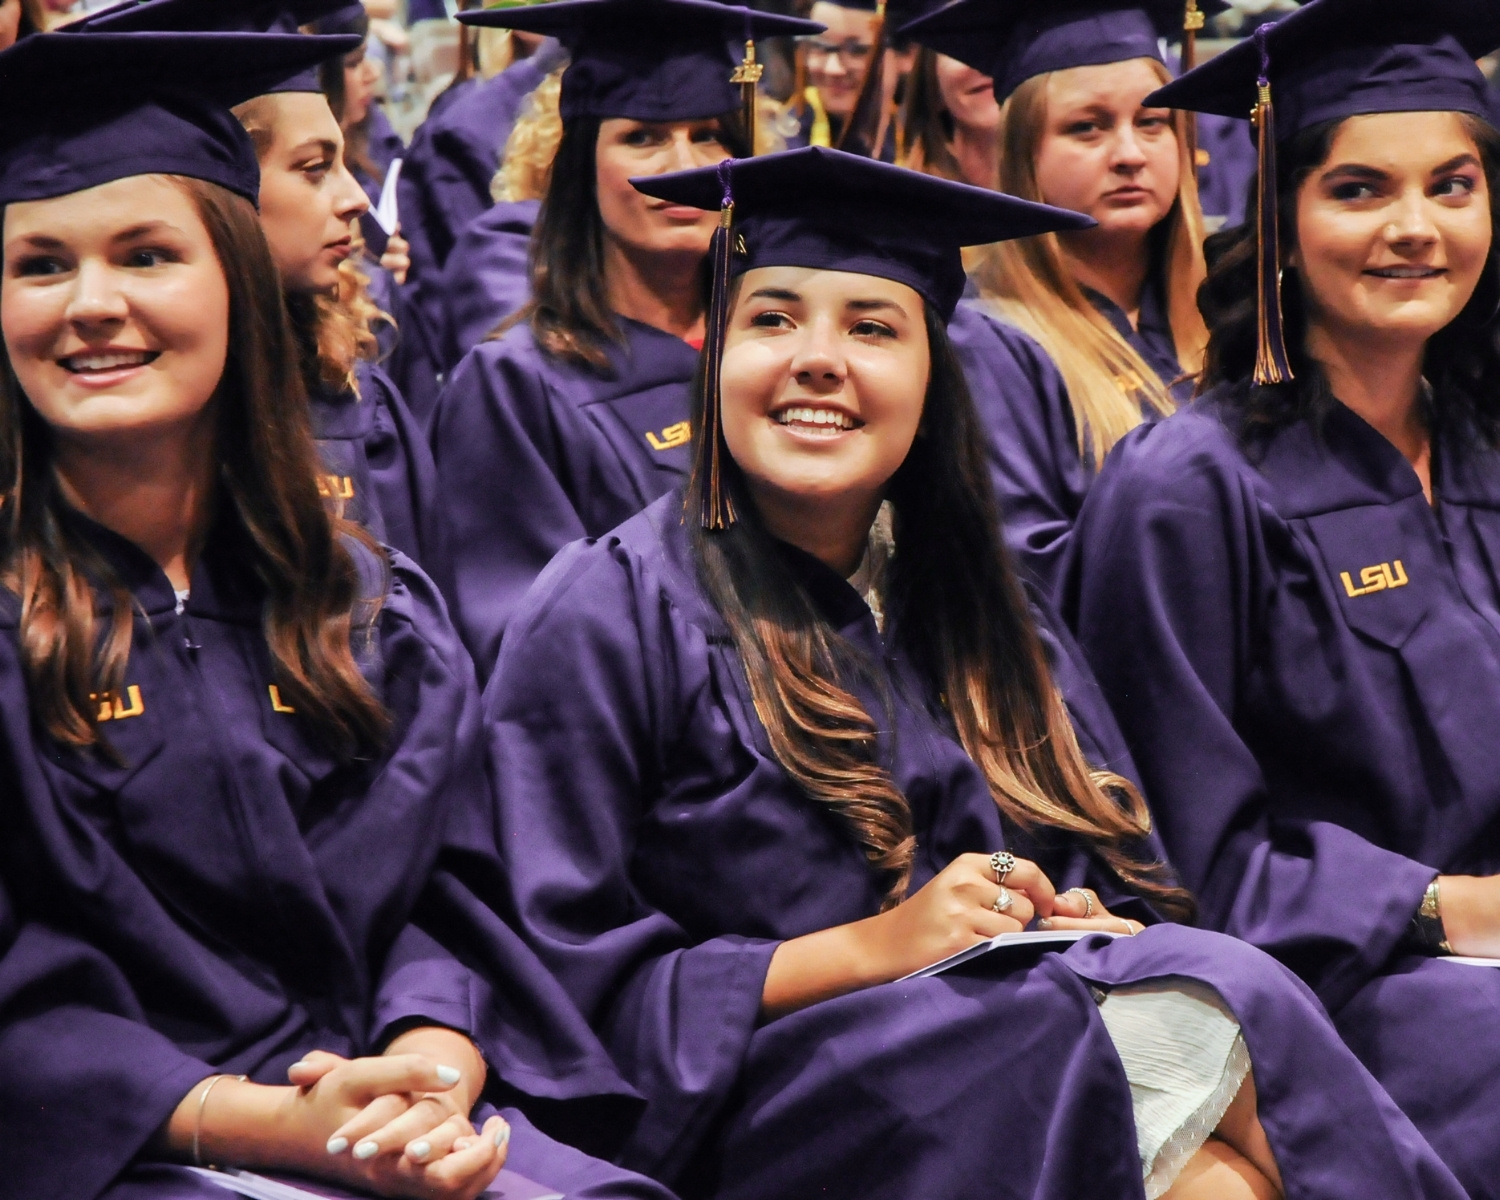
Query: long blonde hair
971,58,1208,467
492,67,565,203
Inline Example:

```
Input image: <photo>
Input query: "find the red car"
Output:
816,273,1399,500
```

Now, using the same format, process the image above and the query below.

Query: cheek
719,341,781,446
156,269,231,404
0,280,57,368
1147,138,1180,195
1033,142,1093,209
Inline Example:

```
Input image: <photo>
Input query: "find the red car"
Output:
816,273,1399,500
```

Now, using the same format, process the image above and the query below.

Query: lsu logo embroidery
1341,560,1409,598
316,475,355,500
91,685,145,721
645,422,692,452
268,685,297,714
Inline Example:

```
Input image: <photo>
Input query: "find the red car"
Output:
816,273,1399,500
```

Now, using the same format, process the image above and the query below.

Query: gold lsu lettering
1341,560,1409,598
268,685,297,714
645,422,692,452
91,685,145,721
316,475,355,500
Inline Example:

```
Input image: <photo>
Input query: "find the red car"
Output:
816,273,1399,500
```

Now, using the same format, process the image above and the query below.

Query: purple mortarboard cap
458,0,824,121
0,30,360,205
634,147,1093,528
64,0,358,91
407,0,449,20
900,0,1229,101
1145,0,1500,138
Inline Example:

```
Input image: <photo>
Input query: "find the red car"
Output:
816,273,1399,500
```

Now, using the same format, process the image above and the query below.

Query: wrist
193,1078,306,1173
384,1026,488,1110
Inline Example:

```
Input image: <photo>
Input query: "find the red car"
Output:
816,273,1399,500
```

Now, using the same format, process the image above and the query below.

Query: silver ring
989,851,1016,885
1067,887,1095,919
992,886,1014,914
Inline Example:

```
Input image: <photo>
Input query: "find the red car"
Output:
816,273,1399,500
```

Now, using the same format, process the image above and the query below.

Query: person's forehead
1321,110,1481,164
3,175,202,243
1043,58,1163,109
809,4,878,37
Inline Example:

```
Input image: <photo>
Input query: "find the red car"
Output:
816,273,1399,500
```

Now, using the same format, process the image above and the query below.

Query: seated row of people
4,0,1500,1198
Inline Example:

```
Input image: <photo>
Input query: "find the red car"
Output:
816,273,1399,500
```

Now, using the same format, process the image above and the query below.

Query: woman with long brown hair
428,0,819,677
0,28,687,1200
900,0,1215,597
478,145,1469,1200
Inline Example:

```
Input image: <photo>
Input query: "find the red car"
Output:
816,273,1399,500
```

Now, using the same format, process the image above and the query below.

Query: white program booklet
192,1166,564,1200
900,929,1123,981
1441,955,1500,968
373,158,403,235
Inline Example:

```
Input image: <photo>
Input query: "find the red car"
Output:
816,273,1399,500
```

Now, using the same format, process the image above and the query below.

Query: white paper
900,928,1122,981
192,1167,563,1200
1441,955,1500,968
373,157,403,235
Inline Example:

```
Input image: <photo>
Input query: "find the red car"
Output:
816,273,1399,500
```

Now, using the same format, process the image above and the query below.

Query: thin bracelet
193,1073,248,1168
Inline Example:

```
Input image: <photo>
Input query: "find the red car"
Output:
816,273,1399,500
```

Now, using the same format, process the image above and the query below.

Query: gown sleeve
1066,418,1438,1009
429,338,591,676
483,537,779,1179
950,306,1091,600
358,364,449,582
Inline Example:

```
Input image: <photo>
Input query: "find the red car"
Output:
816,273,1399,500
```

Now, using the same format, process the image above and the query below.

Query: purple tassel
1252,24,1294,385
698,159,738,530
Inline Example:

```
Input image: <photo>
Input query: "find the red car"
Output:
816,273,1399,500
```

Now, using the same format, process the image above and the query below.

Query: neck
948,122,997,188
753,487,882,578
52,415,218,591
1060,227,1151,327
1307,321,1431,483
603,238,706,342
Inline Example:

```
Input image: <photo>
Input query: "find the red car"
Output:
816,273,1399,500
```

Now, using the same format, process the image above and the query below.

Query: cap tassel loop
699,159,739,530
1252,25,1294,386
1181,0,1203,165
731,22,764,154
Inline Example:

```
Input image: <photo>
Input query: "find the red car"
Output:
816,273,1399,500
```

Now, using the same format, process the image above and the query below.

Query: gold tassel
1181,0,1203,166
1253,77,1294,385
731,39,764,155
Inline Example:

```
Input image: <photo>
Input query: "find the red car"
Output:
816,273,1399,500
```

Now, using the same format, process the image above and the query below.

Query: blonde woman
901,0,1215,596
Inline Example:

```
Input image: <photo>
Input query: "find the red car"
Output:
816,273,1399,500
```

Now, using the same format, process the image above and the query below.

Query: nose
789,314,847,391
332,158,370,223
669,130,703,172
1385,192,1440,249
1110,124,1149,172
64,258,129,331
821,51,848,79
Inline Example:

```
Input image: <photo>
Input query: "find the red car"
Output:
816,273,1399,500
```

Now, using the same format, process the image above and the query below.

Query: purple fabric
1085,278,1191,401
428,319,699,677
0,519,643,1200
1195,112,1256,228
437,199,539,372
351,104,406,205
480,493,1467,1198
307,359,447,576
361,260,444,430
1068,392,1500,1193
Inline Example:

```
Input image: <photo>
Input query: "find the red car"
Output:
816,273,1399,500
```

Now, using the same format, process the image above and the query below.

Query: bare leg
1212,1071,1285,1195
1162,1138,1281,1200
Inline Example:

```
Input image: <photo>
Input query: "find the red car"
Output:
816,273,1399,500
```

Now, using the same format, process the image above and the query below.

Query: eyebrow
846,298,907,315
288,138,340,158
1322,152,1481,180
748,287,801,302
4,221,185,253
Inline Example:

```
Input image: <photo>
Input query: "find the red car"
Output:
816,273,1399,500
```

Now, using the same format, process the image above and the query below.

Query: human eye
1064,119,1100,137
748,309,793,329
1329,180,1378,202
851,318,896,339
1137,113,1171,131
621,126,662,148
691,125,726,146
124,246,181,269
9,253,69,278
1434,173,1479,199
299,156,335,181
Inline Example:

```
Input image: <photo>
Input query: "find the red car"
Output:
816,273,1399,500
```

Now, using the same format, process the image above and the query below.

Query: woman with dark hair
477,145,1471,1200
900,45,998,185
0,28,684,1200
1069,1,1500,1191
314,4,403,207
428,0,820,676
899,0,1214,598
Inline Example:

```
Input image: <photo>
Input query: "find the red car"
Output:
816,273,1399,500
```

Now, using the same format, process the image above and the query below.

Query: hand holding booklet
191,1166,564,1200
901,929,1123,981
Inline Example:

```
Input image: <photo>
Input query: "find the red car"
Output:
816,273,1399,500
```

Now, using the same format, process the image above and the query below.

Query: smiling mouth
59,350,160,374
1366,266,1445,279
774,406,862,435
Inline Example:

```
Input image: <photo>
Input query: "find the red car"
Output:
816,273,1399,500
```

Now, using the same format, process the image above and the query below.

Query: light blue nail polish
436,1064,461,1085
1037,918,1053,930
326,1137,349,1155
353,1140,379,1160
494,1123,511,1150
409,1140,432,1162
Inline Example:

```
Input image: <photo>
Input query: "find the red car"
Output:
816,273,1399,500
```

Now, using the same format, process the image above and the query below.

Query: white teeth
775,406,856,432
62,351,152,372
1370,267,1441,278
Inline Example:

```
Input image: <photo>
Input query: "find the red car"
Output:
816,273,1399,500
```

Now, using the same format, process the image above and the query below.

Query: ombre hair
970,58,1209,468
0,177,390,758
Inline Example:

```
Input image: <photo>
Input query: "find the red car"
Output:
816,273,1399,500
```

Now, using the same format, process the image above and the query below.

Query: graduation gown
309,360,446,578
436,198,539,373
1068,392,1500,1195
0,516,676,1200
1195,113,1256,231
353,105,406,207
361,260,445,429
479,492,1466,1200
429,319,698,677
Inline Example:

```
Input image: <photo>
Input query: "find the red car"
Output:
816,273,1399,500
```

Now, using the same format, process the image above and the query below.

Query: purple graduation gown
1067,392,1500,1195
309,360,446,577
0,515,677,1200
436,198,539,373
428,318,698,676
361,261,445,429
480,492,1466,1200
1195,113,1255,231
353,105,406,206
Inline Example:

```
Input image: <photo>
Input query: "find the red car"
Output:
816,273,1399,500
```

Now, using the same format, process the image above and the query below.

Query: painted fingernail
290,1060,312,1071
353,1140,380,1160
326,1136,349,1155
1037,918,1053,930
493,1122,511,1150
436,1064,462,1085
409,1140,432,1162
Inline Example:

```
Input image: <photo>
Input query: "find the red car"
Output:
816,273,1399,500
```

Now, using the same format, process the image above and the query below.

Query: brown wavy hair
0,177,390,759
691,294,1192,917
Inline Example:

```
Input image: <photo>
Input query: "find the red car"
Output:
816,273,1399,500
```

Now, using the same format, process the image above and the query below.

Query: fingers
989,884,1036,929
1002,857,1058,919
327,1092,410,1157
416,1115,509,1199
1037,915,1143,935
288,1050,347,1087
332,1053,466,1104
353,1092,468,1164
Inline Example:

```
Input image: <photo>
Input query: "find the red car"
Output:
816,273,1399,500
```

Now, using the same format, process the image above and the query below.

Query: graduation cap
63,0,357,91
457,0,824,147
0,30,360,206
898,0,1230,102
632,145,1094,527
1146,0,1500,385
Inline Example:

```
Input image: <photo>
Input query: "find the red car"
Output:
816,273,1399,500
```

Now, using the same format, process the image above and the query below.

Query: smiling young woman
426,0,820,677
1069,1,1500,1192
